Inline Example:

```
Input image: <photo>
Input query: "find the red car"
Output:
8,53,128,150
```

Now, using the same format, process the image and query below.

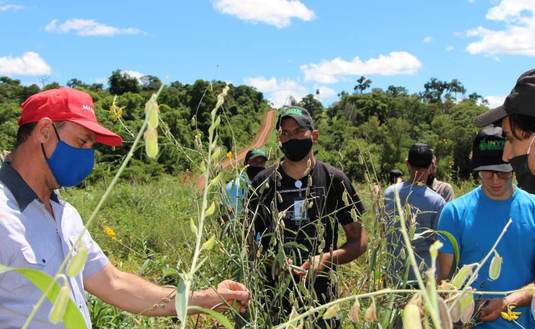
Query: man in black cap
438,126,535,328
382,143,445,286
249,106,367,328
223,148,267,220
474,68,535,194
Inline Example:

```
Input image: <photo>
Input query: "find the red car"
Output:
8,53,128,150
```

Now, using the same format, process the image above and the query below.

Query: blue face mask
41,125,95,187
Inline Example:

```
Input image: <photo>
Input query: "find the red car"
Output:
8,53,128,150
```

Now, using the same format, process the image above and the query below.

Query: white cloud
0,4,22,11
446,46,455,51
485,95,507,108
244,76,308,107
45,19,143,36
300,51,422,84
423,36,433,43
211,0,315,28
466,0,535,56
314,86,336,100
0,51,51,75
123,70,146,83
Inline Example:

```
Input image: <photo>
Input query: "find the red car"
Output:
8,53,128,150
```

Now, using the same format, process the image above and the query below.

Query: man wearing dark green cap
249,106,367,328
223,148,267,220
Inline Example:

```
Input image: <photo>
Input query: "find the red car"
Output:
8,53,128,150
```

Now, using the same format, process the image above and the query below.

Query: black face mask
509,135,535,194
246,166,264,180
426,173,436,187
281,138,313,162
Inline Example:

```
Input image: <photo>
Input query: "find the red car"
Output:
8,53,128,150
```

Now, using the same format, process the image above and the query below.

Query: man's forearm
504,283,534,307
326,239,366,265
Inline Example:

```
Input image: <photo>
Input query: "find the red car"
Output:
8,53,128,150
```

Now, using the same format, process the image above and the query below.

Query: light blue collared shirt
0,162,108,328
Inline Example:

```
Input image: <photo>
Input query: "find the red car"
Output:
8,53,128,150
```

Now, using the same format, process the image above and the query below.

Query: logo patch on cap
282,108,303,116
82,104,94,113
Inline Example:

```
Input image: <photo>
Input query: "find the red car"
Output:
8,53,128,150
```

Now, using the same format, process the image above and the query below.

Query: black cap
276,106,314,130
474,68,535,127
244,148,267,165
408,143,433,168
471,126,512,172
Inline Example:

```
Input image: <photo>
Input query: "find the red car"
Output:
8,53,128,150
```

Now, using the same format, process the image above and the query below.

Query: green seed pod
206,202,216,216
459,291,475,324
48,285,70,324
351,209,359,221
66,246,87,277
451,264,476,289
342,191,349,207
489,250,503,280
201,236,216,251
212,146,221,159
323,304,339,319
143,127,158,158
146,101,159,129
349,298,360,323
190,218,198,235
402,303,422,329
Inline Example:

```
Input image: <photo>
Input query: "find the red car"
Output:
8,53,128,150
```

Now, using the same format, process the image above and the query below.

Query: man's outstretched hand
190,280,250,314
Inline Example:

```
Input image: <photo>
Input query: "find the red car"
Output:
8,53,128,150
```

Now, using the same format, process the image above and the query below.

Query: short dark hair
509,113,535,140
15,121,66,149
15,122,38,148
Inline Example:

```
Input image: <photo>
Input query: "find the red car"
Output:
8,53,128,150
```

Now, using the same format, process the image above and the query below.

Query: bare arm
296,221,367,276
438,252,453,282
84,263,250,316
479,283,534,322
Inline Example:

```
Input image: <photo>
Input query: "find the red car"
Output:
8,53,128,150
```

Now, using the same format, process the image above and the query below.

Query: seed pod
459,291,475,324
451,264,476,289
143,127,158,158
212,146,221,159
190,218,198,235
201,236,216,251
342,191,349,207
277,192,283,203
206,202,216,216
364,298,377,322
350,209,358,221
349,298,360,323
48,285,70,324
307,200,314,209
146,101,159,129
402,303,422,329
449,296,461,323
437,296,453,329
66,246,87,277
489,250,503,280
429,240,443,261
323,304,339,319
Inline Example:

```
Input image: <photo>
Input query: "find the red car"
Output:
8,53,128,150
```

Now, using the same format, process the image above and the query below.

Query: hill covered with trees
0,72,489,184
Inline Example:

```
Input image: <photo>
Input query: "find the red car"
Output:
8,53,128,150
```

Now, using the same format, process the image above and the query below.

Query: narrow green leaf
175,280,188,323
187,305,233,329
438,230,460,279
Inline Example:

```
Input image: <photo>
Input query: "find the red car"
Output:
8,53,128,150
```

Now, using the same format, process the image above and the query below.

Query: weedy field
61,174,478,328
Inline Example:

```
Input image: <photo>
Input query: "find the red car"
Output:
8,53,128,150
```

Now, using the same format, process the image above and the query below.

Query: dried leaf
349,298,360,323
364,298,377,322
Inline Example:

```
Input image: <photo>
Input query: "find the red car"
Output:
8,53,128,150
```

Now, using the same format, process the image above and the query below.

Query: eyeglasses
478,171,513,180
279,127,310,139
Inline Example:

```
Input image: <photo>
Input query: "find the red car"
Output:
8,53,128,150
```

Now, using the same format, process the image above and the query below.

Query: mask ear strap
41,123,61,161
527,135,535,155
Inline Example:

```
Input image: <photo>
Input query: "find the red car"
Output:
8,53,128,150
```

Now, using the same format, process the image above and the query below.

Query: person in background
381,143,445,286
223,148,267,220
438,126,535,329
0,88,250,329
427,155,455,202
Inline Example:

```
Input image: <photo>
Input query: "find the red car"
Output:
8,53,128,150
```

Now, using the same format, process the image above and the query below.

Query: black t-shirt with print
249,160,366,312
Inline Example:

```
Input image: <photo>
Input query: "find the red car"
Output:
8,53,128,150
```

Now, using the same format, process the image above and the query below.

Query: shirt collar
0,161,59,211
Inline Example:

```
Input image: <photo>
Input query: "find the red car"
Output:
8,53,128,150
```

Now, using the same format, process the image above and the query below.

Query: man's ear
311,130,319,143
33,118,54,144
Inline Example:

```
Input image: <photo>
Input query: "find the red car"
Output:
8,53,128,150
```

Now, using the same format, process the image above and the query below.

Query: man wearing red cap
0,88,249,328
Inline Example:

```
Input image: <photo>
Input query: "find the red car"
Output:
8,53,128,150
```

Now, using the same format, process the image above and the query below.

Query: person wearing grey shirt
381,143,446,286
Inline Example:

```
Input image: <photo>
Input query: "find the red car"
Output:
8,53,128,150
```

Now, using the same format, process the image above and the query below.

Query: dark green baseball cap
244,148,267,165
276,106,314,130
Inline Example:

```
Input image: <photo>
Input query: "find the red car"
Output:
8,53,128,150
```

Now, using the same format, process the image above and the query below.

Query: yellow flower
104,227,116,240
501,304,521,321
226,151,232,158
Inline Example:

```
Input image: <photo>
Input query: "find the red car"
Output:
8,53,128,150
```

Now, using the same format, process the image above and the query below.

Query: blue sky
1,0,534,108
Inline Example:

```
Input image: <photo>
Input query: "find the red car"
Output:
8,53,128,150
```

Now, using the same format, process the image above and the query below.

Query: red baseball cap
19,88,122,146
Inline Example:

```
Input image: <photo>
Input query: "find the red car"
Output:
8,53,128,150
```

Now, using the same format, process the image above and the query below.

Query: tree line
0,72,488,184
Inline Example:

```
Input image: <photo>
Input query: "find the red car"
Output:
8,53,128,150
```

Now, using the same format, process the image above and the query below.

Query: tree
354,76,372,94
140,75,162,92
296,94,324,119
67,78,89,89
108,70,139,95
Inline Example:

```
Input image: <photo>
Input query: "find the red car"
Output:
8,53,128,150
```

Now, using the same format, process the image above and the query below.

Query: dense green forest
0,71,489,184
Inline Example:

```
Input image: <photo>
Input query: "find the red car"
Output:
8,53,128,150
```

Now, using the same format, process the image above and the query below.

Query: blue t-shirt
438,186,535,329
223,174,251,218
382,182,446,283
